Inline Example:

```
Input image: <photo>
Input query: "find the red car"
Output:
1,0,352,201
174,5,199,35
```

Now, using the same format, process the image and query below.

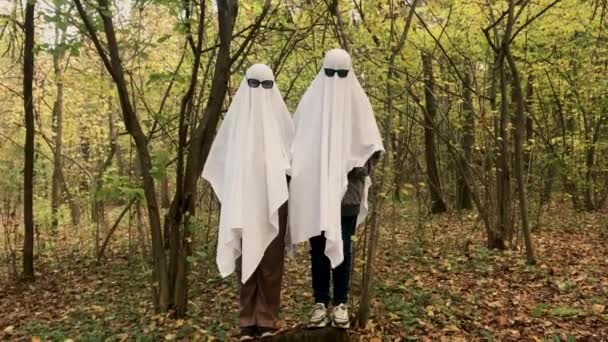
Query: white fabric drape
202,64,294,283
289,49,384,268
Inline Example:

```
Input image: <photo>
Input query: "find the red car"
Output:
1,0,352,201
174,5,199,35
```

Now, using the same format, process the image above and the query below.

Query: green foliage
531,303,550,317
548,306,579,318
97,171,145,202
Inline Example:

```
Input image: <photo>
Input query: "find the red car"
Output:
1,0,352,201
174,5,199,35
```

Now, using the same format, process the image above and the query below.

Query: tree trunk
583,142,596,211
457,69,474,210
540,162,556,205
493,62,510,249
75,0,171,310
506,51,537,265
160,177,170,209
79,133,90,196
357,2,418,326
165,0,262,317
421,52,447,213
524,74,534,171
108,96,126,176
75,0,250,316
22,0,36,281
50,23,65,234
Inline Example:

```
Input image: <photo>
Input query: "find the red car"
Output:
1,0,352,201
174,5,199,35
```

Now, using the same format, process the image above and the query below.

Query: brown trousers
239,203,287,328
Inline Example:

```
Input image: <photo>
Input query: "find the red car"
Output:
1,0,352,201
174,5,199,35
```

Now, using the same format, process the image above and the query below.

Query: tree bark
160,177,170,210
503,0,536,264
166,0,209,314
75,0,257,317
358,1,418,327
524,74,534,171
457,69,474,210
74,0,171,310
108,97,126,176
51,55,63,234
506,51,537,265
540,159,556,205
164,0,259,317
22,0,36,281
50,17,65,234
327,0,350,51
494,62,510,249
421,52,447,213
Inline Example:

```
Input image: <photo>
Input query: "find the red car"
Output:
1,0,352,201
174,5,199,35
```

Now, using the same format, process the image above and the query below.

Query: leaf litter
0,199,606,341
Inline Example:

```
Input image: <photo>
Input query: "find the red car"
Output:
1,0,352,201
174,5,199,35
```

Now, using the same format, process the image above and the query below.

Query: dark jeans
309,215,357,306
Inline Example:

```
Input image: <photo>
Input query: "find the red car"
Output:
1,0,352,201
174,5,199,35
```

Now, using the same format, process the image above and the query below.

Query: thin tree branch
73,0,114,79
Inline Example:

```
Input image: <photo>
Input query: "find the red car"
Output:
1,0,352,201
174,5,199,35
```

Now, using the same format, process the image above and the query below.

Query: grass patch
548,306,579,318
531,303,550,318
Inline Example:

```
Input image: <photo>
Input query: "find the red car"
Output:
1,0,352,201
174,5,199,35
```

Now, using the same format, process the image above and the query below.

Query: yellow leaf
91,305,105,312
487,301,502,308
591,304,605,314
443,324,461,332
31,338,41,342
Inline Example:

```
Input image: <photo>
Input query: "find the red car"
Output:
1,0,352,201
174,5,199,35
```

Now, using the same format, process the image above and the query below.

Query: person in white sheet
288,49,384,329
202,64,293,341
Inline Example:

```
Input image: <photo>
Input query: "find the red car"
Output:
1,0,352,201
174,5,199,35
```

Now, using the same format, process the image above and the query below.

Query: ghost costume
289,49,384,305
202,64,293,328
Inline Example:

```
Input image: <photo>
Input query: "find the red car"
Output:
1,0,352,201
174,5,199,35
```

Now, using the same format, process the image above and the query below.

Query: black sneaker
258,327,278,338
239,326,257,341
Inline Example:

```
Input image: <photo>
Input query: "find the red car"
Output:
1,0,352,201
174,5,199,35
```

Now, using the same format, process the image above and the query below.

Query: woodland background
1,0,607,340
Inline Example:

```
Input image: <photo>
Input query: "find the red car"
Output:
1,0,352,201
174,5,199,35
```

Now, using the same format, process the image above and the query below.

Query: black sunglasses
247,78,274,89
324,68,349,78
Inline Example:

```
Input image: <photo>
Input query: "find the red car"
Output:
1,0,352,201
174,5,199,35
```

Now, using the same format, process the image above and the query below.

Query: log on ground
266,327,350,342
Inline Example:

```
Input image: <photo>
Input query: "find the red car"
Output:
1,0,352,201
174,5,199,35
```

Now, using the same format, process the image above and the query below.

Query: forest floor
1,197,607,341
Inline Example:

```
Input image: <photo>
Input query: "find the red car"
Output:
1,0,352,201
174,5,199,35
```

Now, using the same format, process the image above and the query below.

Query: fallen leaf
388,313,400,321
91,305,105,312
417,319,434,331
3,326,14,334
591,304,605,314
487,301,502,308
275,320,286,328
443,324,461,332
116,333,129,341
